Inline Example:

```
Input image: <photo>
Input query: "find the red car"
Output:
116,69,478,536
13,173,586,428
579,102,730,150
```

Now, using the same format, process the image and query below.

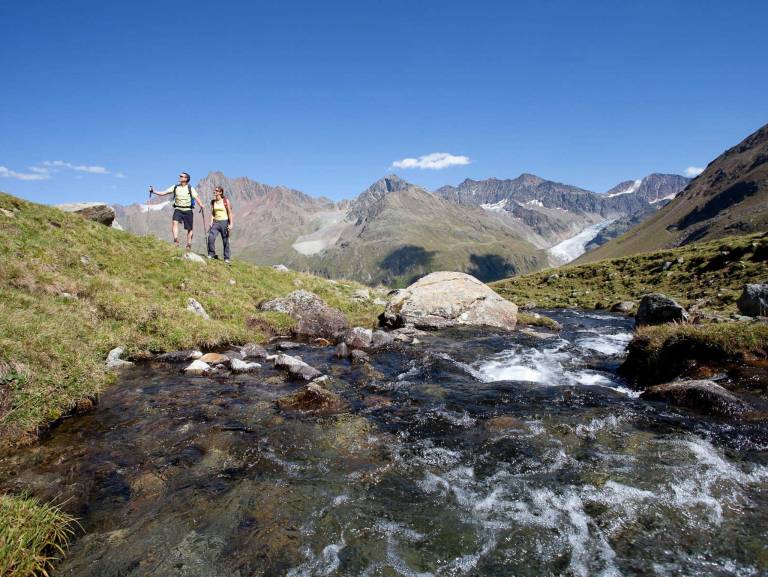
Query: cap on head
179,172,190,181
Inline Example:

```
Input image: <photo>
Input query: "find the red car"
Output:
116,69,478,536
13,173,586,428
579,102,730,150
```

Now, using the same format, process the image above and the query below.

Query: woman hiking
149,172,205,250
207,186,233,263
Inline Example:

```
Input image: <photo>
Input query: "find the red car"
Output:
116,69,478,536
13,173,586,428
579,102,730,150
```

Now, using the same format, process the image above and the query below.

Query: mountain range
113,169,690,285
577,121,768,263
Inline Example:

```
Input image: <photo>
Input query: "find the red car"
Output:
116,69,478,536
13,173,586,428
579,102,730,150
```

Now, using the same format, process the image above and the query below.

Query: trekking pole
146,187,153,235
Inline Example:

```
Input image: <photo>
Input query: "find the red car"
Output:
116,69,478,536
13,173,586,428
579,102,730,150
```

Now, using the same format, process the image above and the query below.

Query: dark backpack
172,185,195,209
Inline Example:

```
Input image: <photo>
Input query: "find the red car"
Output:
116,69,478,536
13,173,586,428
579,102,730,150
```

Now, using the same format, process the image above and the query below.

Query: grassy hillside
492,231,768,313
0,192,382,449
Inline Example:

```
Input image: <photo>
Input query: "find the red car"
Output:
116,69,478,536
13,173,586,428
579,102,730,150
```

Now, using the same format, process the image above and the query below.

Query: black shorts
172,209,194,231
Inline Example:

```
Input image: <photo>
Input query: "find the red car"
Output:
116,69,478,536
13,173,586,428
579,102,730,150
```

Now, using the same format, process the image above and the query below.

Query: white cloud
0,166,51,180
684,166,704,177
42,160,110,174
115,172,126,178
28,166,50,174
392,152,471,170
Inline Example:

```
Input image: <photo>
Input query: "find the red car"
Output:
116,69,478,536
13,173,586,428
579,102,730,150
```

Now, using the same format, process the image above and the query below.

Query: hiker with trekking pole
148,172,207,251
207,185,234,264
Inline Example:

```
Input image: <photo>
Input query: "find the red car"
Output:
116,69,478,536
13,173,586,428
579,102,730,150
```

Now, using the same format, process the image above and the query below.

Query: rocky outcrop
635,293,688,326
260,290,349,341
380,271,518,330
276,381,348,415
640,379,751,417
56,202,116,226
737,283,768,317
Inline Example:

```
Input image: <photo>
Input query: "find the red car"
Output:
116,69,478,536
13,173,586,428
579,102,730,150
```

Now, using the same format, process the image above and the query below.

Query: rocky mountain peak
349,175,420,225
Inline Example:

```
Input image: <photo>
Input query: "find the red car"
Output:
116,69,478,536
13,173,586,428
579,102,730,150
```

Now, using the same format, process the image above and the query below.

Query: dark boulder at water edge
640,379,752,418
737,283,768,317
635,293,688,326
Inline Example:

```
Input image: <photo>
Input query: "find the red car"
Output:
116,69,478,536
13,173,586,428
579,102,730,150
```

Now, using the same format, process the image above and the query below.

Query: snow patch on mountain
606,180,641,198
547,219,616,264
481,199,508,212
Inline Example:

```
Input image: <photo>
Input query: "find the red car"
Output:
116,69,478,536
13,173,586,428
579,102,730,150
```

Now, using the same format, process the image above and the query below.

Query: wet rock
345,327,373,349
276,382,349,415
156,350,203,363
335,342,350,359
485,415,526,432
350,349,370,364
313,337,332,347
223,349,244,360
273,354,322,381
55,202,115,226
736,283,768,317
184,360,211,375
635,293,688,326
611,301,635,314
379,271,518,331
276,341,301,350
183,252,207,264
260,290,349,340
230,358,261,373
105,347,133,370
199,352,229,365
241,343,268,359
370,330,395,349
186,297,210,320
640,379,752,417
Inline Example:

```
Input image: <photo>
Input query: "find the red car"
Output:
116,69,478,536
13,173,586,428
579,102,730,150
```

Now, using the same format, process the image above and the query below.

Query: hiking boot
224,259,231,265
207,254,215,260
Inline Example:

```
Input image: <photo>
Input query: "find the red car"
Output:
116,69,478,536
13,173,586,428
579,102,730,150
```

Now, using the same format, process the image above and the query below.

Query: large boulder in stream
260,290,349,341
635,293,688,326
379,271,518,330
640,379,752,418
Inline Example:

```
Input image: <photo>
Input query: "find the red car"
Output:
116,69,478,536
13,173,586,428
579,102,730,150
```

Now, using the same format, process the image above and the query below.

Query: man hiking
207,186,234,263
149,172,206,250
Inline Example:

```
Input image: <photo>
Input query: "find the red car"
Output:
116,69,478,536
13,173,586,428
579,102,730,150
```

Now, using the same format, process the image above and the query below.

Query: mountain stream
2,310,767,576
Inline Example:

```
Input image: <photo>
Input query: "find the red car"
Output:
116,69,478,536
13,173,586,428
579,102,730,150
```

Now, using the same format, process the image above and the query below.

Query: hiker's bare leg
172,221,179,246
186,229,194,250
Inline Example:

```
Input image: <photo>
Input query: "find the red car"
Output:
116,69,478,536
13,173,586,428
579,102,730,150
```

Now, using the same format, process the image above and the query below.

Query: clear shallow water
2,310,767,576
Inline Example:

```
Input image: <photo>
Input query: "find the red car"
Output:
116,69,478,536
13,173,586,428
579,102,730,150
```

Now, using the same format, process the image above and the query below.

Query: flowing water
3,310,768,576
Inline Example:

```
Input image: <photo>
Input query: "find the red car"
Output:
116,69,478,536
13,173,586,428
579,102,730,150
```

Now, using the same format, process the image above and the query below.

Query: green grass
0,492,77,577
620,321,768,386
0,192,383,448
492,231,768,313
634,321,768,358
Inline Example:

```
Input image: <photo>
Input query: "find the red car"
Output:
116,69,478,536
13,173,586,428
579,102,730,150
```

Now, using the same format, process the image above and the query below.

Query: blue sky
2,0,767,204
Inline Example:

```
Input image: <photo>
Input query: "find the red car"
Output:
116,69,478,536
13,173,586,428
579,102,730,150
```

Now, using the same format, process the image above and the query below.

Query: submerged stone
276,382,349,415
